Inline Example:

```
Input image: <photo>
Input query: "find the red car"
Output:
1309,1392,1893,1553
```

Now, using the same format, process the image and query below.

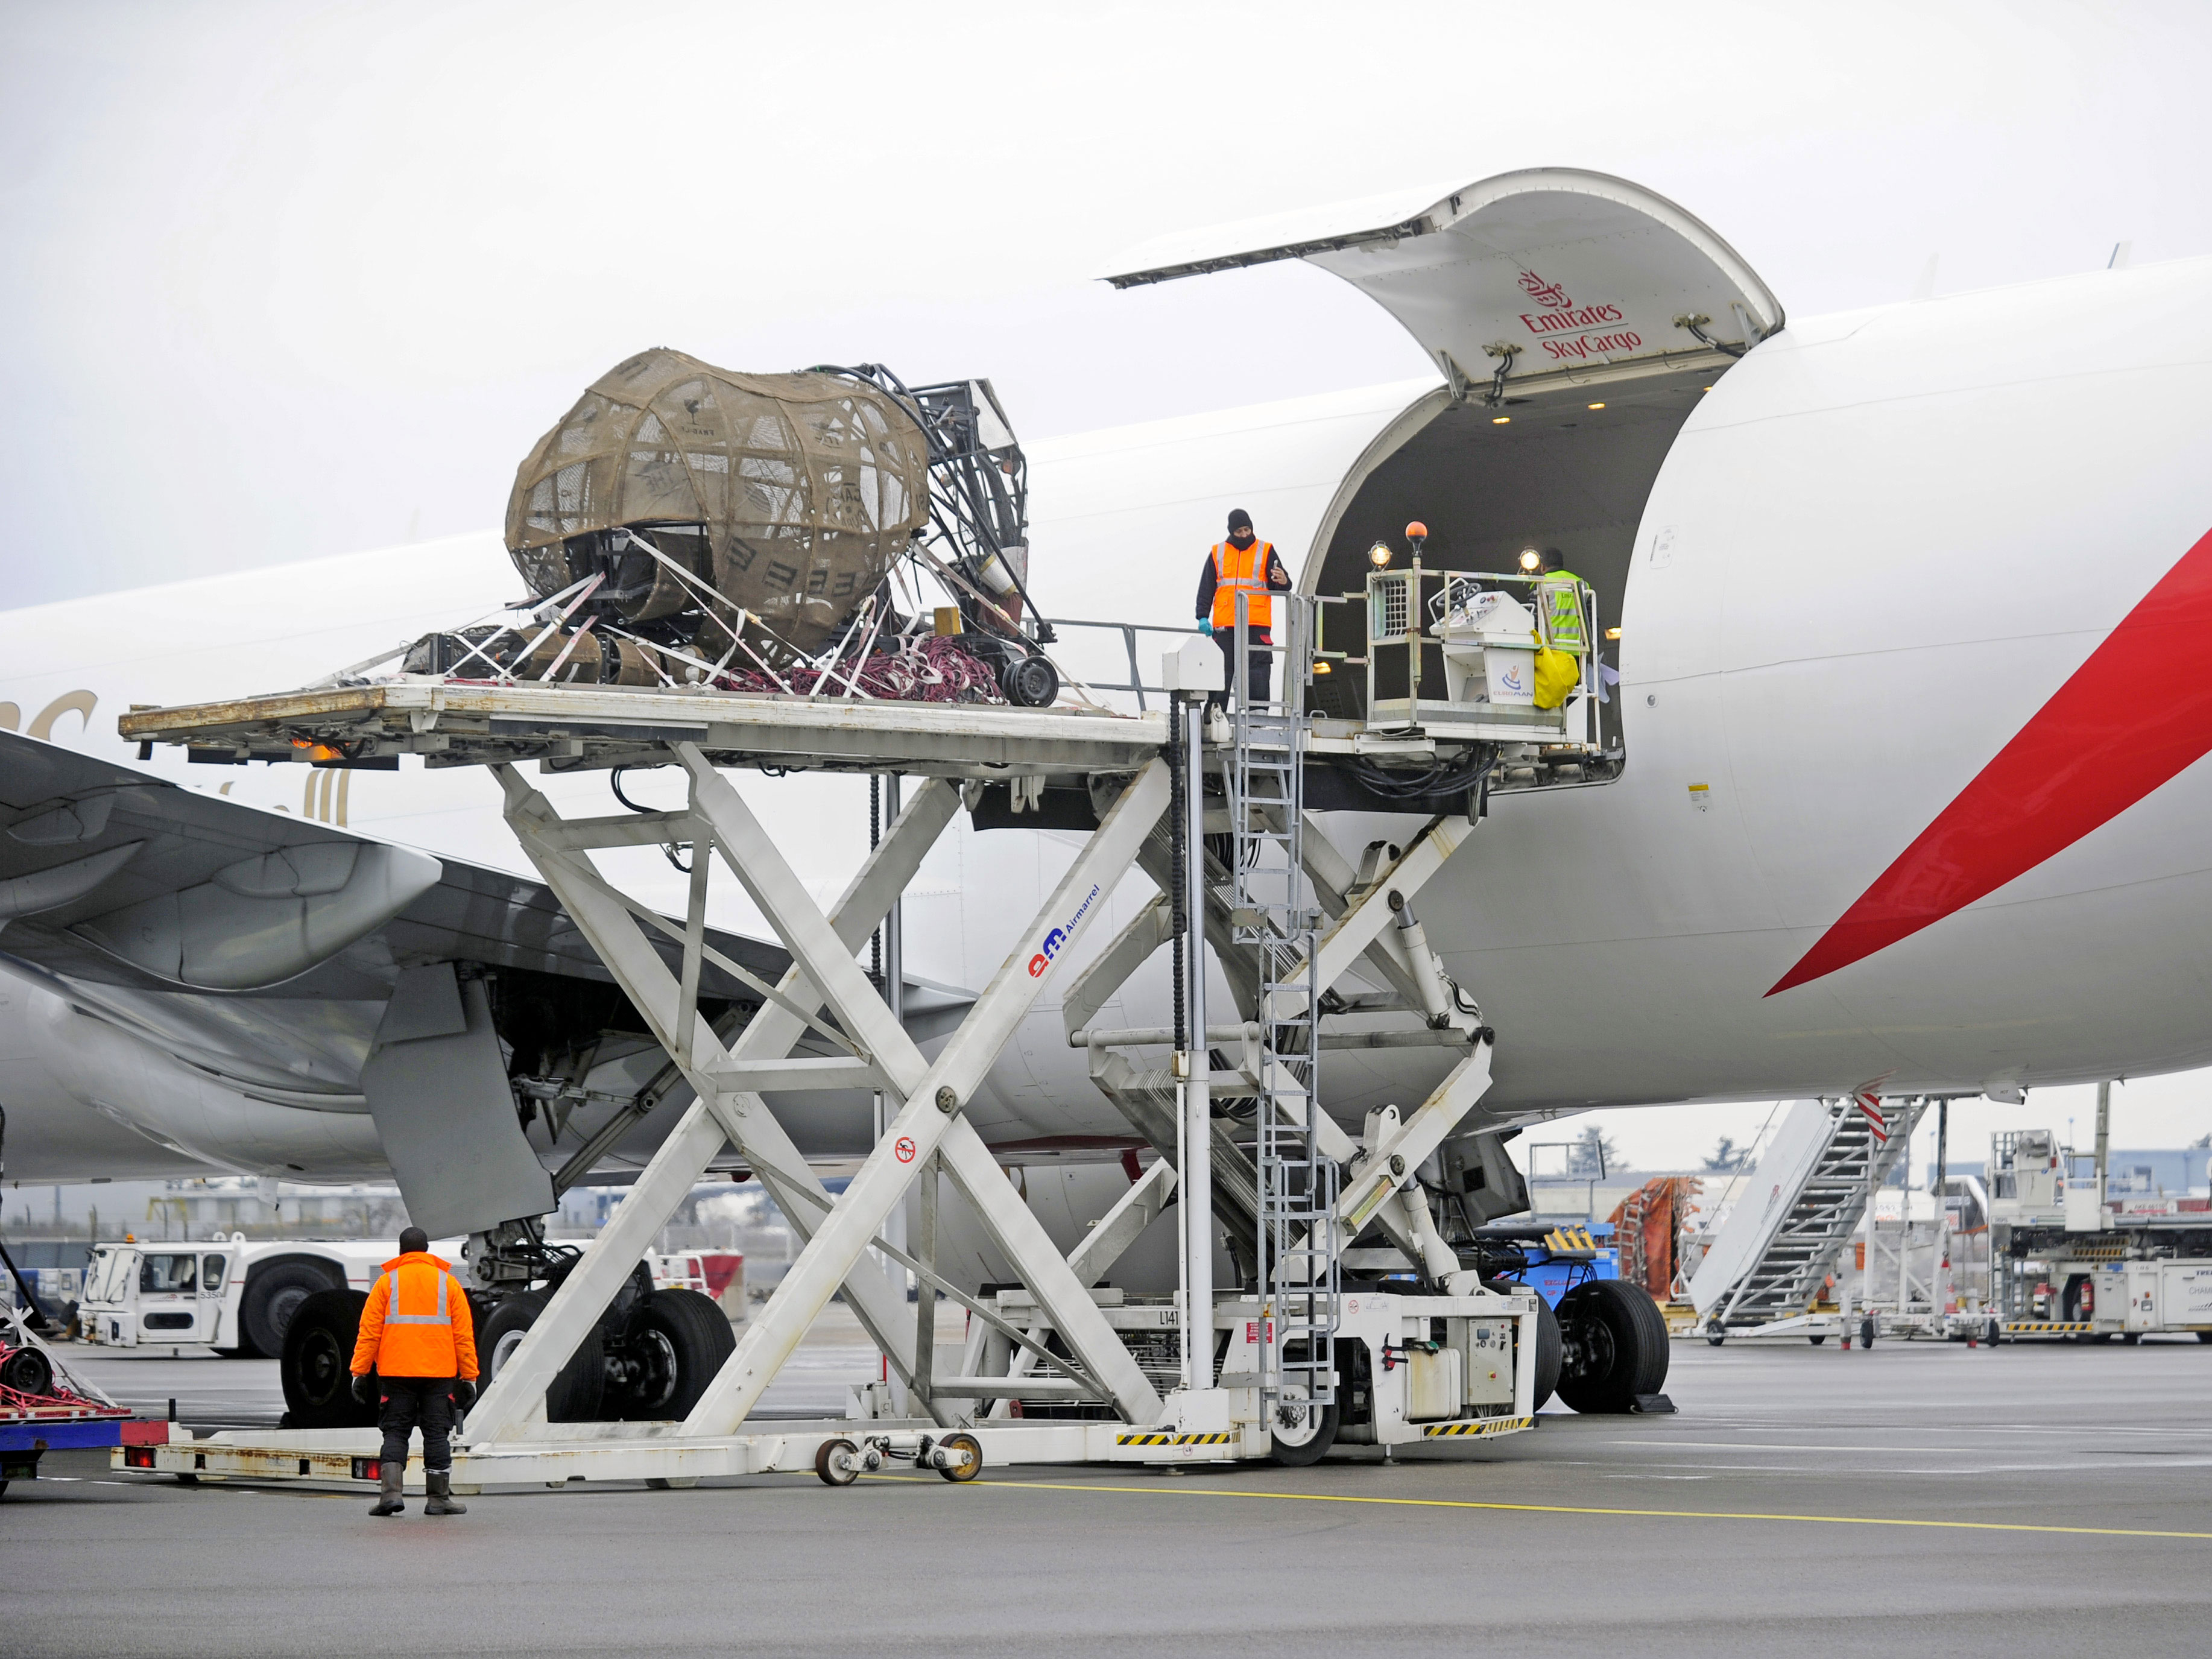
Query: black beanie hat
1227,508,1253,534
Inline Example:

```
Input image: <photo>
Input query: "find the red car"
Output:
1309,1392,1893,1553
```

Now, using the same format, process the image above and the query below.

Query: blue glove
1198,619,1213,636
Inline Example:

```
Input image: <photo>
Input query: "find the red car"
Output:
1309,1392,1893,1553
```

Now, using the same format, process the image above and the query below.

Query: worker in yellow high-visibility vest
1532,548,1588,654
1193,509,1293,712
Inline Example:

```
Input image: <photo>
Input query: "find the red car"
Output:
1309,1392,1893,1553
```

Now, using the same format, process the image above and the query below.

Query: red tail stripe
1769,524,2212,995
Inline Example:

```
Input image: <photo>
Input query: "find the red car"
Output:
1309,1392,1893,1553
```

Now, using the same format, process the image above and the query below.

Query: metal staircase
1227,598,1338,1416
1711,1095,1926,1329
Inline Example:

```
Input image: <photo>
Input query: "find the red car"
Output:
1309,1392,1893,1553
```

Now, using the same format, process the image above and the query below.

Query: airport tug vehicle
112,376,1654,1495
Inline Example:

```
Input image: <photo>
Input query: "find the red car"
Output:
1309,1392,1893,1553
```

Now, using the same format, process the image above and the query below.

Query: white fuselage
4,256,2209,1183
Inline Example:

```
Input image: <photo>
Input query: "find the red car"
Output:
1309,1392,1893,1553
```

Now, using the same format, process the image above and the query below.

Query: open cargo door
1104,168,1783,401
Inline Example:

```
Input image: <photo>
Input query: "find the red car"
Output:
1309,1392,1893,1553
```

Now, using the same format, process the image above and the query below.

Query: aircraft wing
0,731,791,1101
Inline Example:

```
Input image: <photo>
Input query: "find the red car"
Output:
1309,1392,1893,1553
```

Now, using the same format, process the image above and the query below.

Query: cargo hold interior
1304,364,1713,721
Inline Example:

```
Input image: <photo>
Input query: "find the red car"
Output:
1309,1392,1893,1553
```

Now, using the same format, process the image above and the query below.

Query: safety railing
1038,617,1204,711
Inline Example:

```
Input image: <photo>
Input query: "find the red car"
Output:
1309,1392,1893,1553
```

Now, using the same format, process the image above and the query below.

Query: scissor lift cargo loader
115,676,1537,1493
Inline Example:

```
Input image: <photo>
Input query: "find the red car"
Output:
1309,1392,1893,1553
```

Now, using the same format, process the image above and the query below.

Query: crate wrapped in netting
505,349,931,664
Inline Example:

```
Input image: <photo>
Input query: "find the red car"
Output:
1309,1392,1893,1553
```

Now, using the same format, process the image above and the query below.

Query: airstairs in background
1692,1095,1926,1332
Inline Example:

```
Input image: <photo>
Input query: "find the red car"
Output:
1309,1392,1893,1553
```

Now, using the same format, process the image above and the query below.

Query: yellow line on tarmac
876,1476,2212,1541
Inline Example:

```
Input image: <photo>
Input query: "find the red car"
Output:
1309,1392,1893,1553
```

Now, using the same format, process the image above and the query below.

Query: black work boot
370,1462,405,1517
424,1469,467,1515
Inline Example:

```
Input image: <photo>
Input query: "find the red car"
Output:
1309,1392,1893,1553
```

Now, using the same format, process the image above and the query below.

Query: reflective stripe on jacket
1537,570,1588,651
349,1251,479,1380
1210,540,1276,631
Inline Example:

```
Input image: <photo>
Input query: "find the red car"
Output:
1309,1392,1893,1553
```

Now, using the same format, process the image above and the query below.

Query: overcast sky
5,0,2210,608
7,2,2212,1169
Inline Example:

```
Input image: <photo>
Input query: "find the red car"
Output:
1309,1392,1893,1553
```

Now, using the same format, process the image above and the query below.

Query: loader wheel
617,1289,735,1421
280,1289,375,1429
816,1436,861,1487
480,1290,606,1423
242,1262,339,1359
936,1431,983,1482
1264,1380,1339,1466
1555,1280,1670,1414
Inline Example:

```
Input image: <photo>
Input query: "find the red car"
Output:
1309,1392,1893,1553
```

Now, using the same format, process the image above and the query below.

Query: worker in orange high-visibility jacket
349,1225,478,1517
1194,508,1293,714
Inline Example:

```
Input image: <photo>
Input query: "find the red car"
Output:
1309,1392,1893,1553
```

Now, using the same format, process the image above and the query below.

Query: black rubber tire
242,1262,338,1359
1809,1335,1827,1346
479,1289,606,1423
617,1289,735,1421
936,1430,982,1482
281,1288,376,1429
816,1436,860,1487
2198,1331,2212,1344
1,1344,54,1397
1000,653,1058,707
1264,1384,1341,1466
1484,1280,1563,1411
1555,1279,1670,1415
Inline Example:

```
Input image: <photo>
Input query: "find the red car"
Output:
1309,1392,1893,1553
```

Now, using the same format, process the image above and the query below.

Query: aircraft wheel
616,1289,735,1421
280,1289,374,1429
1809,1335,1827,1346
479,1291,605,1423
1556,1280,1670,1414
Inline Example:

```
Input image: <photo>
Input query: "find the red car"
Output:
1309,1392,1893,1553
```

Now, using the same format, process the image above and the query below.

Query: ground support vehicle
1983,1127,2212,1343
74,1234,440,1356
1,1307,172,1497
125,1285,1542,1494
113,605,1664,1496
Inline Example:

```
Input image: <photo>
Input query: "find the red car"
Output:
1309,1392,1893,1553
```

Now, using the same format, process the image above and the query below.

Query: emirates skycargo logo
1028,883,1102,978
1518,270,1574,309
1515,267,1640,362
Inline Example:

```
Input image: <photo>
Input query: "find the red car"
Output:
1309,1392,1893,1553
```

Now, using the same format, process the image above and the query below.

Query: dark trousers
1208,628,1273,713
378,1376,457,1471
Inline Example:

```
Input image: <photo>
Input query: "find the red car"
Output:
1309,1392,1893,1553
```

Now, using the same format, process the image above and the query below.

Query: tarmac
6,1327,2211,1657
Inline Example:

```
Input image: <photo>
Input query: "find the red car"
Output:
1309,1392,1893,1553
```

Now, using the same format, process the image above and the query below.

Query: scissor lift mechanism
114,680,1535,1492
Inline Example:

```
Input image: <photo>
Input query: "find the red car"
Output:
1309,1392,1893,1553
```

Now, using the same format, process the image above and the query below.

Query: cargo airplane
2,168,2207,1342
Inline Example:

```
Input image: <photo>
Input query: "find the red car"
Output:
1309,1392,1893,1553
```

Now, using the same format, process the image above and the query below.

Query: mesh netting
505,349,931,662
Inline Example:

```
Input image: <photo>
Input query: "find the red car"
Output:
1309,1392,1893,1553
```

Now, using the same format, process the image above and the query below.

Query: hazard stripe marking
1421,1416,1534,1438
1114,1432,1237,1447
1769,522,2212,995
